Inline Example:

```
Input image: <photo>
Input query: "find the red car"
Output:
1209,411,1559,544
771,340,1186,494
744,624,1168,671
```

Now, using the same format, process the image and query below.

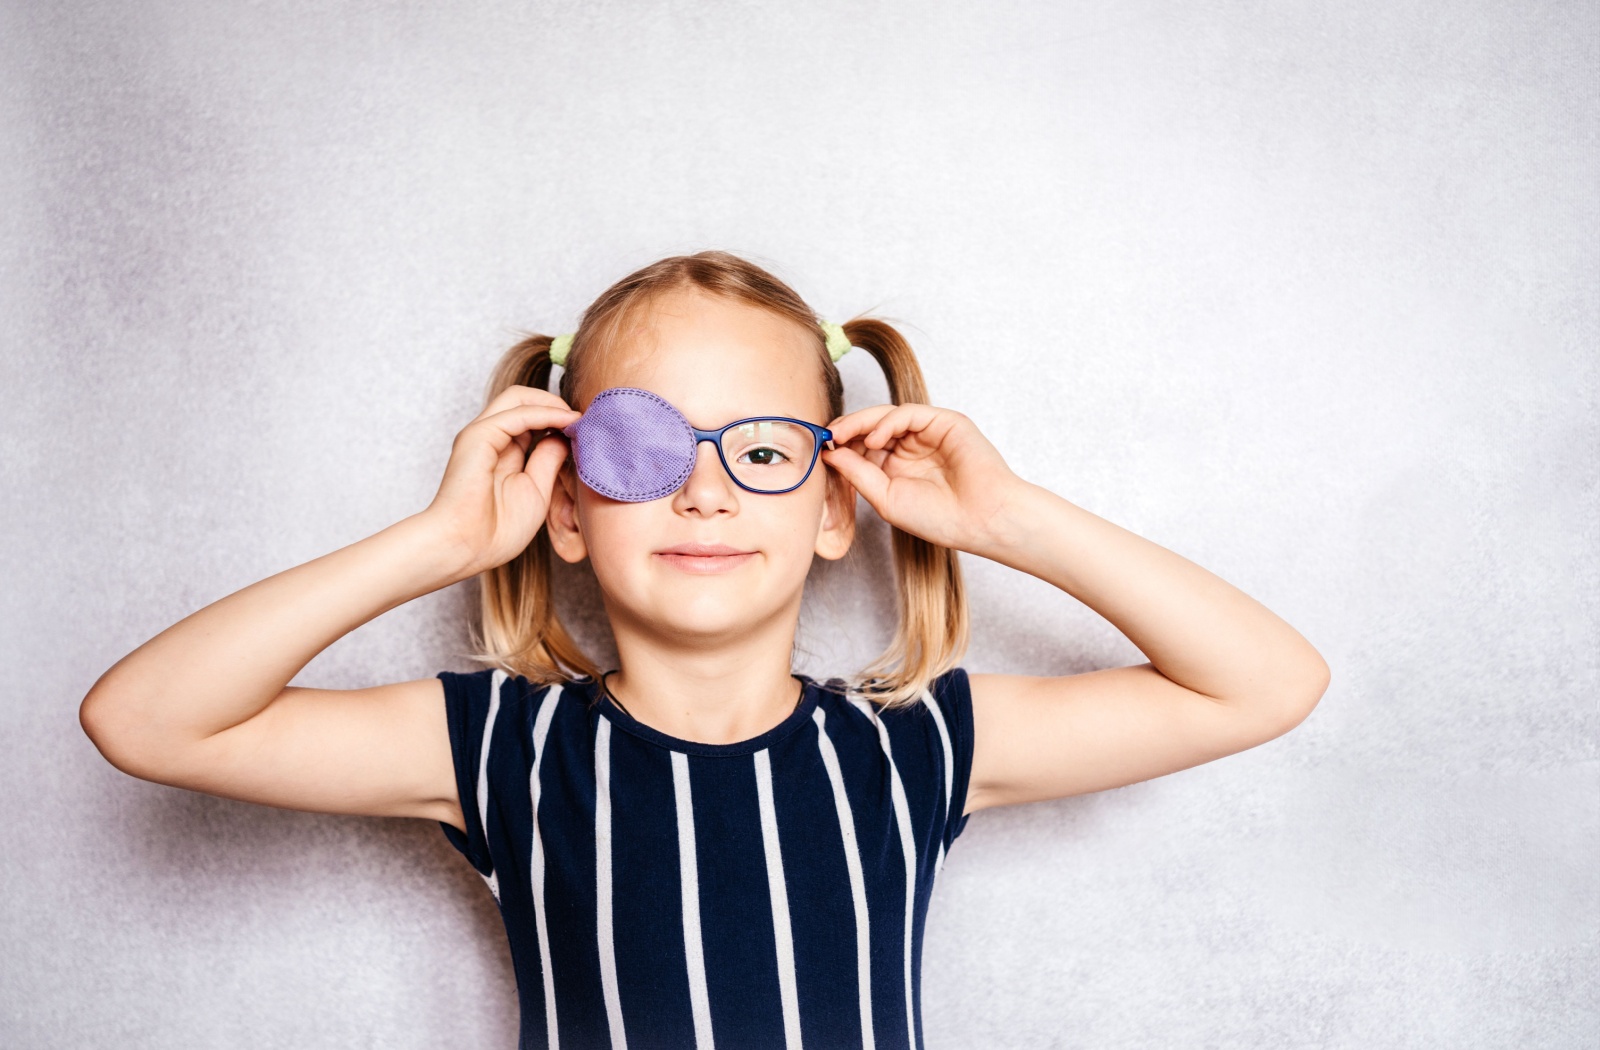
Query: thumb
822,446,890,510
523,433,570,492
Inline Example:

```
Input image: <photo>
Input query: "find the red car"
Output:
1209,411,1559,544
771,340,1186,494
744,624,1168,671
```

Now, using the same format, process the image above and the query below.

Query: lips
656,543,754,556
654,543,757,573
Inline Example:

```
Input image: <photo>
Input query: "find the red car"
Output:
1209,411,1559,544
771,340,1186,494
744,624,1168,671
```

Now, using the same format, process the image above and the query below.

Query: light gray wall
3,1,1594,1046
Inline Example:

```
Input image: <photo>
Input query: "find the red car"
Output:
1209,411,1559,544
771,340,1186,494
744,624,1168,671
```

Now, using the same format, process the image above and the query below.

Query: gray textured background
3,1,1595,1047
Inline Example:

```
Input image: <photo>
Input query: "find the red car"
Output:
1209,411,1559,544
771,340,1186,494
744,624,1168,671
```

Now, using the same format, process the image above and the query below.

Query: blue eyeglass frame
689,415,837,495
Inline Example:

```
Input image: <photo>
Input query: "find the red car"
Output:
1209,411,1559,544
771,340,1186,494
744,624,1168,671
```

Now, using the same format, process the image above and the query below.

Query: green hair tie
820,320,852,362
549,332,574,366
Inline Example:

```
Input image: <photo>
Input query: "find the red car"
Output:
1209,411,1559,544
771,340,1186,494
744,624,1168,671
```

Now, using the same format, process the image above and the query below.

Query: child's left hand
820,403,1028,554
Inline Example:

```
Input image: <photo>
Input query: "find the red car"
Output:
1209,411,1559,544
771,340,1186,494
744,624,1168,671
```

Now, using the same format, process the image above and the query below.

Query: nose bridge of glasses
687,427,732,479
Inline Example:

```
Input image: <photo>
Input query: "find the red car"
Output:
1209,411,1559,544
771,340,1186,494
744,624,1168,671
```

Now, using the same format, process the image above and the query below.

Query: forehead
580,288,827,426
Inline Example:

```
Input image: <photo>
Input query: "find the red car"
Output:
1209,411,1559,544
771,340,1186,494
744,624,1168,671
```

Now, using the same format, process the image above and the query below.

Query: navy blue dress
437,667,975,1050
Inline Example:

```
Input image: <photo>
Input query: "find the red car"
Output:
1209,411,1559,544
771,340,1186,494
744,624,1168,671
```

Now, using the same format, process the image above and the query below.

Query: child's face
545,286,855,646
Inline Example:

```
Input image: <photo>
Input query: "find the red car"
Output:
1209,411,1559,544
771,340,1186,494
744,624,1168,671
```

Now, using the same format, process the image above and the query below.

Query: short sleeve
928,666,976,850
436,668,498,877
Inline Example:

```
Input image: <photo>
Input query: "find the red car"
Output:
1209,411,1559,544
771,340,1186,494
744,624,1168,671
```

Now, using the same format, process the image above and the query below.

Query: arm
79,515,474,825
79,386,582,831
819,402,1330,817
961,480,1330,813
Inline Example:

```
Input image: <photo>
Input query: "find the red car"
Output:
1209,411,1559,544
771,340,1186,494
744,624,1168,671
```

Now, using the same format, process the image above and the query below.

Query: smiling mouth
654,551,757,573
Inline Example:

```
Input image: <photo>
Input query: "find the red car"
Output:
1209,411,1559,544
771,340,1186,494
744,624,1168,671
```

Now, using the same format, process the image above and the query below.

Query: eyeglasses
560,386,836,501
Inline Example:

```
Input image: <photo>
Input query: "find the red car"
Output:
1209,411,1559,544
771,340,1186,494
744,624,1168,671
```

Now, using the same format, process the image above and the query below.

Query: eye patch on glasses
559,386,836,502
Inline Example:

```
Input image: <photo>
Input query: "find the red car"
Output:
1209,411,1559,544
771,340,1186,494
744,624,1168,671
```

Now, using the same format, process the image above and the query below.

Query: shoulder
435,666,592,695
815,668,978,843
815,667,973,741
435,668,594,730
831,666,971,716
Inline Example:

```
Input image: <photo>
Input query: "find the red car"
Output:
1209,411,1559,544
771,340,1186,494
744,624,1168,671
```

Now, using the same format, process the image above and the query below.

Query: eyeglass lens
719,420,817,492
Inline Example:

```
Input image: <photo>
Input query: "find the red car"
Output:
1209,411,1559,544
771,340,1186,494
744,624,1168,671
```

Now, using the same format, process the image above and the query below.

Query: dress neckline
588,671,823,757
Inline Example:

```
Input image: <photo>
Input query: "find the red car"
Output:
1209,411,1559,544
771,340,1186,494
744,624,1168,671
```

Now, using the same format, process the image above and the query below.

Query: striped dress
436,666,975,1050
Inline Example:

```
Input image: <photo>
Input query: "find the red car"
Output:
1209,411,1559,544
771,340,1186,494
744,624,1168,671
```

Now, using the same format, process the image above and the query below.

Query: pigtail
837,318,972,711
460,331,603,686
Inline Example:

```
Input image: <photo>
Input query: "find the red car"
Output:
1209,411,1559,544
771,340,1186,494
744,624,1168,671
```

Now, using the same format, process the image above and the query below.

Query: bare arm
79,385,582,831
962,480,1330,812
818,402,1330,817
79,516,474,823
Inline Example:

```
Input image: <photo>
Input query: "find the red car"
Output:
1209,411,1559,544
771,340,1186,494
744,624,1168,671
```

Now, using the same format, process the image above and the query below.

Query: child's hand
419,386,581,576
821,403,1027,554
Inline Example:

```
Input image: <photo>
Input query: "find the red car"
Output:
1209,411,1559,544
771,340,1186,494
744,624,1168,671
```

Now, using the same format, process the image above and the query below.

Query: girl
80,250,1329,1050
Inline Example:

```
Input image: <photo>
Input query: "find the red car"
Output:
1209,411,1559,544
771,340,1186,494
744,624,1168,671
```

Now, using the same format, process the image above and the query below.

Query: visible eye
737,445,791,467
723,420,812,473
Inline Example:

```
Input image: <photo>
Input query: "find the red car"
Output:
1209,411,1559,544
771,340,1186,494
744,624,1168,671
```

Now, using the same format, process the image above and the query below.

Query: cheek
570,497,634,576
577,498,651,557
766,496,828,555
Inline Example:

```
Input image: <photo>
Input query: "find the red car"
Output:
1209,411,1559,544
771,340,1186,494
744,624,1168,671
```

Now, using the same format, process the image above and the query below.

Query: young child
80,250,1329,1050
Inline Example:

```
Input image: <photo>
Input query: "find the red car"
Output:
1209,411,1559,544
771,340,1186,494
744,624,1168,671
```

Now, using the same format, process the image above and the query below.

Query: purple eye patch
560,386,835,502
560,387,699,502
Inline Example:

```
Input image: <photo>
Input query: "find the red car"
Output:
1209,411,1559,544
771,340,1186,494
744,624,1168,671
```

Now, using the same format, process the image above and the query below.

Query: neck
603,654,805,746
599,587,809,744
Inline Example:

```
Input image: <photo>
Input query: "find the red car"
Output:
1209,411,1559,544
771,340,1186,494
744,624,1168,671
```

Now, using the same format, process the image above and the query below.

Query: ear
546,459,589,564
813,468,857,561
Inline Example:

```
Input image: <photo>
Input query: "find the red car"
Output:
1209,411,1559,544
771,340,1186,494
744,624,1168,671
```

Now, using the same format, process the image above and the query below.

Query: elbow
79,689,132,774
79,688,164,782
1234,653,1330,738
1276,656,1331,732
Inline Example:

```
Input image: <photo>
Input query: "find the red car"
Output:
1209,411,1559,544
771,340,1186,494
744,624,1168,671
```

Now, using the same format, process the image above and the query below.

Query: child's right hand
419,385,581,577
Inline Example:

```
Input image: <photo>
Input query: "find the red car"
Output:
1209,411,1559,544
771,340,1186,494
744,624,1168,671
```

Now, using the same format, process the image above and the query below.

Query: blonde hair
463,250,969,710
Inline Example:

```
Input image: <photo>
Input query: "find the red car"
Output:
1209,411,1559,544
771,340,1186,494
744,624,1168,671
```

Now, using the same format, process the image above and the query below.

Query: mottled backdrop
2,1,1595,1047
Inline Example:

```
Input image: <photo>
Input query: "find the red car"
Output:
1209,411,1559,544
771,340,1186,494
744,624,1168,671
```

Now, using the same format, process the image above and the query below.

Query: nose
672,437,740,511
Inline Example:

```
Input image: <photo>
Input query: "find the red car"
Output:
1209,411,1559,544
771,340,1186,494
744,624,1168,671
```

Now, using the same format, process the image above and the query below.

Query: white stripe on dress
671,752,716,1050
595,718,628,1049
478,670,506,903
812,706,875,1050
753,748,802,1050
849,697,919,1050
530,683,564,1049
919,686,956,878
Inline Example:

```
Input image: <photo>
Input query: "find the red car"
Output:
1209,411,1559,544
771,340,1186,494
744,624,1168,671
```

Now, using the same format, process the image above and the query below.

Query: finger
820,444,890,509
474,402,581,445
830,403,943,448
456,404,580,475
836,434,891,469
523,432,569,489
859,403,943,449
825,404,898,445
493,426,530,486
474,385,578,425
